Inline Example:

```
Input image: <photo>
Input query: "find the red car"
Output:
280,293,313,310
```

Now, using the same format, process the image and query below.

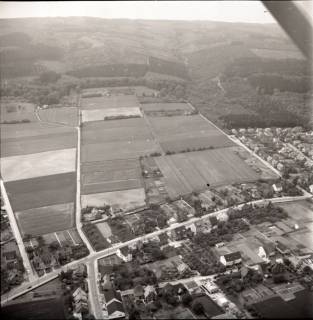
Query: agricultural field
81,94,140,110
155,147,259,198
5,172,76,211
16,202,74,236
1,122,76,140
38,107,78,126
81,159,142,195
251,48,305,60
277,200,313,223
82,140,160,162
81,188,146,212
1,148,76,181
82,118,153,144
0,132,76,157
0,100,38,123
95,221,112,238
81,107,142,122
141,102,193,112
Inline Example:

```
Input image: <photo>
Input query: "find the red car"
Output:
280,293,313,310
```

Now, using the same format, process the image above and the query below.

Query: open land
16,202,74,236
81,107,142,122
38,107,78,126
0,101,38,123
81,95,140,110
0,132,76,157
155,147,259,198
5,172,76,211
0,148,76,181
141,102,193,112
81,159,142,195
81,188,146,212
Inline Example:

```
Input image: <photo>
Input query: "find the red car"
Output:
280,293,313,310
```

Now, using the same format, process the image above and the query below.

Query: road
1,191,310,307
0,180,36,282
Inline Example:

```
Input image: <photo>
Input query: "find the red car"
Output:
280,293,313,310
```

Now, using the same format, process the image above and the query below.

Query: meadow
38,107,78,126
141,102,193,112
0,101,38,123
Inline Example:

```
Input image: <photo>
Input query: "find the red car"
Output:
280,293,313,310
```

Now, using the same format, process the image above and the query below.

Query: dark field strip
81,159,140,173
5,172,76,211
82,179,142,195
1,132,77,157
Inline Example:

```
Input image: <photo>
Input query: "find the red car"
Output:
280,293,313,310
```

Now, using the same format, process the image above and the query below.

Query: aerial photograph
0,0,312,319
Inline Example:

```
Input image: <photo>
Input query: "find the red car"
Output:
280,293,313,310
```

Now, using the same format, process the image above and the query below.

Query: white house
220,251,242,267
272,183,283,192
309,184,313,194
258,244,275,263
116,246,132,262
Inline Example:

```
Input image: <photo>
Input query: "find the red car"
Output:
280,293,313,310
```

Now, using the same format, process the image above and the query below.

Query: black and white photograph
0,1,312,319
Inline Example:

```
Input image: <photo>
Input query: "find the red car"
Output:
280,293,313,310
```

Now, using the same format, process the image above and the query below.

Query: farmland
0,101,38,123
0,132,76,157
80,94,140,110
38,107,78,126
1,148,76,181
16,202,74,236
81,107,142,122
155,147,259,198
81,159,142,194
141,102,193,112
5,172,76,211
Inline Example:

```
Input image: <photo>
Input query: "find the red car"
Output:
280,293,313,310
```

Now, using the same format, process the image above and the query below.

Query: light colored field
38,107,78,126
1,132,76,157
155,148,259,198
0,101,37,123
16,202,74,236
81,188,146,212
96,222,112,238
1,148,76,182
81,95,140,110
141,103,193,112
82,140,160,162
289,230,313,250
251,48,305,60
81,107,142,122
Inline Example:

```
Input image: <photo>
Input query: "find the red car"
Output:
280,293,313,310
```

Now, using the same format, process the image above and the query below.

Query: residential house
276,241,290,255
309,185,313,194
170,226,190,241
144,285,157,303
103,289,125,319
220,251,242,267
73,287,88,318
158,233,169,246
258,243,276,263
116,247,132,262
74,264,87,279
272,183,283,193
3,251,17,263
134,285,144,302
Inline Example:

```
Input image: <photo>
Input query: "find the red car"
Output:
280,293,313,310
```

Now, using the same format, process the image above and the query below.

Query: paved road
0,180,36,282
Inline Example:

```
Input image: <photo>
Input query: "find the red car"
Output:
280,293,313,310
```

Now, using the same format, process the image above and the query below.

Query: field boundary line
67,230,78,246
54,233,62,246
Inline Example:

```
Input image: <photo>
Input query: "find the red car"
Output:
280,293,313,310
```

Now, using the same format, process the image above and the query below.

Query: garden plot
81,107,142,122
81,95,140,110
95,222,112,238
155,148,259,198
81,188,146,213
15,202,74,236
0,148,76,182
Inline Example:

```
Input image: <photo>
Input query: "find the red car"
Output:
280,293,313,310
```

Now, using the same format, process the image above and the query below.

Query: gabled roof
107,300,125,315
104,289,122,304
223,251,241,262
